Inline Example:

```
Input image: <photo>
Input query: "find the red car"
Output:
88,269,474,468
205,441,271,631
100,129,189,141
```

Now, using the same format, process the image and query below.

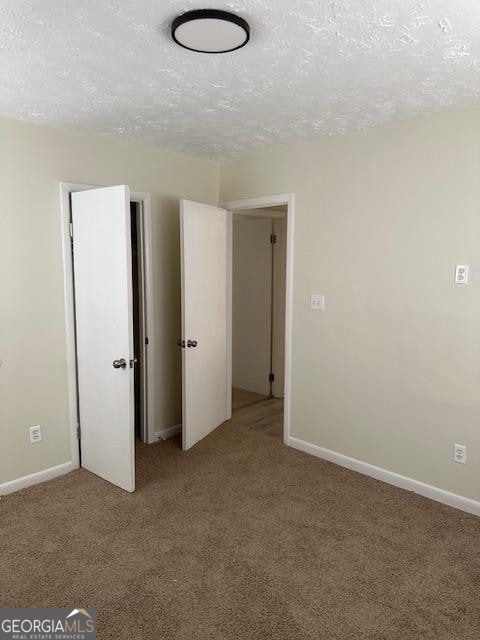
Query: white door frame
220,193,295,444
59,182,156,471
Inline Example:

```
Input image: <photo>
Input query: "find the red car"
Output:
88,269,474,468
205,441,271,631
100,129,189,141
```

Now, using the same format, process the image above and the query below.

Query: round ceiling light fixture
171,9,250,54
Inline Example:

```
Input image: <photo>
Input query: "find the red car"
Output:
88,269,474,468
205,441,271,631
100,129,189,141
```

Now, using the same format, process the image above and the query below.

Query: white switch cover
311,294,324,311
455,265,469,284
29,425,42,444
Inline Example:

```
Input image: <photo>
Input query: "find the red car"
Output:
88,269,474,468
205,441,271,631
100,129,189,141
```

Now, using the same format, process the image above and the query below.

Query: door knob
113,358,127,369
187,340,198,348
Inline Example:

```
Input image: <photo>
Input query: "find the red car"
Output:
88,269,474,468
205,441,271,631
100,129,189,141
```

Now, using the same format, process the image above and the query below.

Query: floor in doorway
232,387,268,411
232,387,284,440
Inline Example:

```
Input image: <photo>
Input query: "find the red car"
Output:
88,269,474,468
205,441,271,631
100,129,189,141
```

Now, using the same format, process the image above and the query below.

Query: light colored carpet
2,417,479,639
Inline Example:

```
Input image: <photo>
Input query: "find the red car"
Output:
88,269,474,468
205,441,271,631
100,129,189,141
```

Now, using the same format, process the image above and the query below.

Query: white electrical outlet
453,443,466,464
454,265,469,285
29,425,42,444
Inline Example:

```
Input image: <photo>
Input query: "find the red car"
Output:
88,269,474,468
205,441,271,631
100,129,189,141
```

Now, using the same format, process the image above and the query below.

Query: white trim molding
220,193,295,446
288,436,480,517
155,425,182,441
0,462,76,496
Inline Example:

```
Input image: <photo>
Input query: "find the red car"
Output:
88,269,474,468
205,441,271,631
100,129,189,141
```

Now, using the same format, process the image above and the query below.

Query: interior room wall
232,216,272,396
0,116,219,486
220,106,480,503
232,212,287,398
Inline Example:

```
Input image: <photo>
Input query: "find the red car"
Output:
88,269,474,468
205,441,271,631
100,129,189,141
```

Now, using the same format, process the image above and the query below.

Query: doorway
224,193,294,445
230,206,287,438
179,193,294,450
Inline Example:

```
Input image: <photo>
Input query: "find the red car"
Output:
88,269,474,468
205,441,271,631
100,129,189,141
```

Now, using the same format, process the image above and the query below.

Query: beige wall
232,214,287,397
232,216,272,396
220,107,480,502
0,117,218,484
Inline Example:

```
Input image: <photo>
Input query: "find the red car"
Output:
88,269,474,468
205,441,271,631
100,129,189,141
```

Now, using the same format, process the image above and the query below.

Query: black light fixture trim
171,9,250,54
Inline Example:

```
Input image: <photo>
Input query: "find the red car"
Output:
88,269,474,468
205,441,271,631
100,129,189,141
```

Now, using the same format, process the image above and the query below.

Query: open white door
71,185,135,492
180,200,228,450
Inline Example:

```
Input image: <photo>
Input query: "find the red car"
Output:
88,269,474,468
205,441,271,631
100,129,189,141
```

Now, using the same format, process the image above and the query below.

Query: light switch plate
455,265,469,284
29,425,42,444
311,294,324,311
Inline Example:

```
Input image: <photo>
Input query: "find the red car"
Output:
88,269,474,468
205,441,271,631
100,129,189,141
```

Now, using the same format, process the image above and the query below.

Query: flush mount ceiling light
171,9,250,54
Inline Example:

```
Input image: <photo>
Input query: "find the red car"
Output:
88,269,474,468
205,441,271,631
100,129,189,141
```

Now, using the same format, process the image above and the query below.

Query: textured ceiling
1,0,480,160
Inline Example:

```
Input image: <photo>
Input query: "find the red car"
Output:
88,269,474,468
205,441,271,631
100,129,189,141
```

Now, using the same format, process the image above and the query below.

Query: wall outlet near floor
453,443,466,464
29,425,42,444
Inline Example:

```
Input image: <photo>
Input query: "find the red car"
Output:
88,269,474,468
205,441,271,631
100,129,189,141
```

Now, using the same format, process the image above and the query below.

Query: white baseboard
155,424,181,441
288,436,480,517
0,461,77,496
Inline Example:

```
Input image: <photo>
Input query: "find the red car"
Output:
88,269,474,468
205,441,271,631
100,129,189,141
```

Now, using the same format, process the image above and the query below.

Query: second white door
180,200,229,450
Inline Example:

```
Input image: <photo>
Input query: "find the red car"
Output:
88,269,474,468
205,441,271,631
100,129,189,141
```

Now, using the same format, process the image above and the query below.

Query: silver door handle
113,358,127,369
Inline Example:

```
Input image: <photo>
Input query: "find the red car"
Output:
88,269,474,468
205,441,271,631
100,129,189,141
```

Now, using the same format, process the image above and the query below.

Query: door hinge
145,337,149,345
69,222,74,238
269,372,275,382
270,234,277,244
77,423,81,440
